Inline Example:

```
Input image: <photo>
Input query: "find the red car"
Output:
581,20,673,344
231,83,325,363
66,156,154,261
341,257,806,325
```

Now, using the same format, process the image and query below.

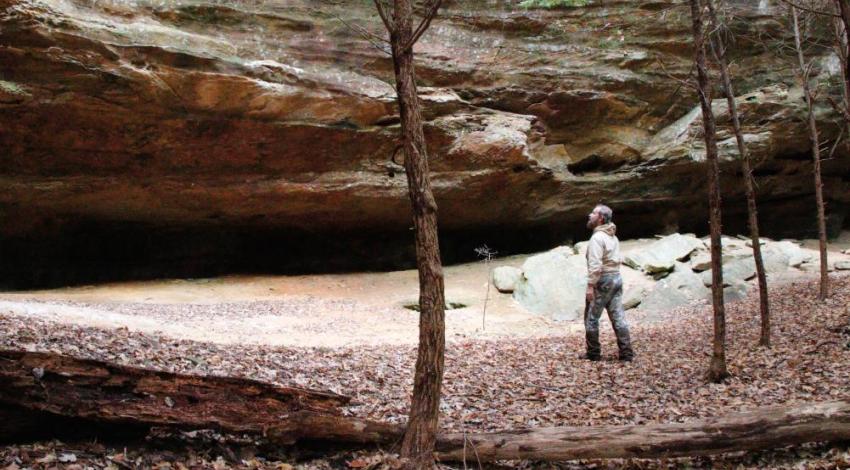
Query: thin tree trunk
835,0,850,128
690,0,728,382
389,0,447,466
792,6,830,300
706,0,771,347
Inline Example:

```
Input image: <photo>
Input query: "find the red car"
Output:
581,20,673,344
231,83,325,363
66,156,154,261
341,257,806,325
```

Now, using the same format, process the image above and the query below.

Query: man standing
583,204,634,361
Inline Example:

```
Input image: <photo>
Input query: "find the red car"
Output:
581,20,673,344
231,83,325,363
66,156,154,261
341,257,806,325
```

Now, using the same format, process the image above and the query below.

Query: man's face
587,207,602,229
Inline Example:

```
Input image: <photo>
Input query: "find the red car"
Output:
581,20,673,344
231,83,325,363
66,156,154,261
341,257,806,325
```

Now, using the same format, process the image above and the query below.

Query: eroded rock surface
1,0,849,286
513,247,586,321
623,233,704,274
507,234,837,321
492,266,522,293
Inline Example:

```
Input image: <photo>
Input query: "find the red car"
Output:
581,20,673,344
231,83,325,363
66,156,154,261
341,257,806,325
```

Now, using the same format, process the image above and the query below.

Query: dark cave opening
0,196,845,290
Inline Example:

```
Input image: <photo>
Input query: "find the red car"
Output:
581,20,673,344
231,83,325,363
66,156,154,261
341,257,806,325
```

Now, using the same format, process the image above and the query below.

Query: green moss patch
0,80,31,97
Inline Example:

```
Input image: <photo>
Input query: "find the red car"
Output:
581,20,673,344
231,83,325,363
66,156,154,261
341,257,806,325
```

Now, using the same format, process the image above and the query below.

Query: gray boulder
799,261,834,273
764,240,810,268
745,238,769,247
622,285,647,310
689,251,712,272
492,266,523,293
624,233,705,274
695,239,803,282
835,260,850,270
760,247,791,274
689,248,751,272
573,241,589,256
640,263,710,315
702,235,748,251
700,256,757,287
513,247,587,321
724,280,750,303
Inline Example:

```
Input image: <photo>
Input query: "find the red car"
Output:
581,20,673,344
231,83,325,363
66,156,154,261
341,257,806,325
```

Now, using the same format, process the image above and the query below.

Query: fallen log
269,411,404,445
4,350,849,463
266,400,850,462
434,400,850,462
0,403,151,443
0,350,348,440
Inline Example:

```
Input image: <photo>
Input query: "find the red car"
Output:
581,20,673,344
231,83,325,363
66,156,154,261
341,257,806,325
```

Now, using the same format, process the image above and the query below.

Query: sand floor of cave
1,234,849,348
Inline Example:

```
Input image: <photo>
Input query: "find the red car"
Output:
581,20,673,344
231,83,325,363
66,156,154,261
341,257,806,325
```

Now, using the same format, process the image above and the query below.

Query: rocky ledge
1,0,848,287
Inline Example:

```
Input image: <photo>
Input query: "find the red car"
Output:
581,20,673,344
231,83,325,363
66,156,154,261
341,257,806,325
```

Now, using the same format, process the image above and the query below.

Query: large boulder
639,263,710,316
696,238,805,286
800,261,835,273
513,247,587,322
622,285,648,310
624,234,705,274
764,241,810,268
689,245,751,272
573,241,589,256
724,280,751,303
689,251,713,272
492,266,523,293
760,247,791,274
700,257,757,287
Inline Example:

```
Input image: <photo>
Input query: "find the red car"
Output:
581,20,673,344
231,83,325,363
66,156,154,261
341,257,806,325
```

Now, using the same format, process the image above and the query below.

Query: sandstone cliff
1,0,848,286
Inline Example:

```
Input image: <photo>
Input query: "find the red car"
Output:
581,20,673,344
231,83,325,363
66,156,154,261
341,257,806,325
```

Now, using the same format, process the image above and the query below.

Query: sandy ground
1,234,848,348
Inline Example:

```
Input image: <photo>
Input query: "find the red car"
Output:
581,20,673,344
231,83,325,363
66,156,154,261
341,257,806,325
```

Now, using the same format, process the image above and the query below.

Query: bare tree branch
827,124,845,158
827,94,850,122
332,14,389,45
777,0,840,18
656,56,696,91
373,0,395,34
405,0,443,51
331,13,392,56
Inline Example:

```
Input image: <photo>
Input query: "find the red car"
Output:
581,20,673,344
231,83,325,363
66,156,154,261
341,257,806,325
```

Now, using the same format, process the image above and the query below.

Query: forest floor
2,235,848,348
0,240,849,469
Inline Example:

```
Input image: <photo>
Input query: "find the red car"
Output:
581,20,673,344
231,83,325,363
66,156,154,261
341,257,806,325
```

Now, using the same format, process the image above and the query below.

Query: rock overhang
1,0,849,285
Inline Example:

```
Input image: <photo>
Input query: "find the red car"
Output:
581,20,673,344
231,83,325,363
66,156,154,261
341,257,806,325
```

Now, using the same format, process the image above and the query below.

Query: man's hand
585,285,595,303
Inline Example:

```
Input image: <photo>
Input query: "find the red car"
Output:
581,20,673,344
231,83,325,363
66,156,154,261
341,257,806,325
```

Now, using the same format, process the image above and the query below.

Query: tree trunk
706,0,771,347
0,350,348,440
792,6,830,300
389,0,447,467
433,400,850,463
834,0,850,129
690,0,728,382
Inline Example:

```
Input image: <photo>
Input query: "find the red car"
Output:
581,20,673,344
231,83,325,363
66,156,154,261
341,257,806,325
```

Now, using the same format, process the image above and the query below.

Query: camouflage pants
584,273,634,360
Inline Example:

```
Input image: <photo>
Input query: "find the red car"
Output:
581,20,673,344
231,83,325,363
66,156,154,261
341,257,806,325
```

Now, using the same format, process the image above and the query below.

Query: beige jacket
586,223,621,286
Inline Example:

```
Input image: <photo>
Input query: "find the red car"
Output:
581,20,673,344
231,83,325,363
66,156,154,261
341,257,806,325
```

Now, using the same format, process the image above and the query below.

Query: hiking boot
614,327,634,362
585,330,601,360
579,353,601,361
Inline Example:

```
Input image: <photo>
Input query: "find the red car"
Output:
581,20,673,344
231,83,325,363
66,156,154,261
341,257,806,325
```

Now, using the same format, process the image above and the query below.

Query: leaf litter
0,275,848,469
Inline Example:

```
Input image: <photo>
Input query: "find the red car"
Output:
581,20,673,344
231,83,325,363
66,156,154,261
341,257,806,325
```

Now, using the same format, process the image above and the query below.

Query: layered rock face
1,0,848,287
